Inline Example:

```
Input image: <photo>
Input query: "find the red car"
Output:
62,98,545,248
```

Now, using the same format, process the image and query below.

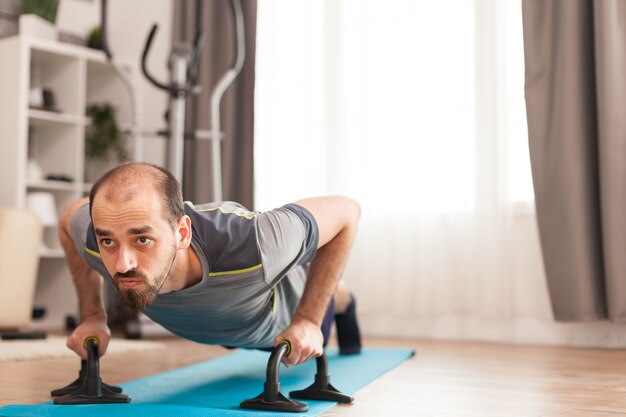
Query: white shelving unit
0,34,134,330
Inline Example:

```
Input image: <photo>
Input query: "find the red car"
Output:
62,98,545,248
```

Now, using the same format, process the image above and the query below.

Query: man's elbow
59,198,89,235
343,197,361,228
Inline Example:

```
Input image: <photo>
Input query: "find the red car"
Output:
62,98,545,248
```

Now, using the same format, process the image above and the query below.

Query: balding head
89,163,184,226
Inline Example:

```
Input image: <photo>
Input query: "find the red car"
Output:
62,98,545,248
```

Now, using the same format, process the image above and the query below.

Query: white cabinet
0,35,134,330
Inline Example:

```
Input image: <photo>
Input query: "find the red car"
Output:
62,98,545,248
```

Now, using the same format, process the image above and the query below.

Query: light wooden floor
2,336,626,416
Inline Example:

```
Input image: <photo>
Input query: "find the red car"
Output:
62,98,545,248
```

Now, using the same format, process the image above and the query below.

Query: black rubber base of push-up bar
51,360,123,397
289,354,353,404
240,387,309,413
240,341,352,413
52,337,130,405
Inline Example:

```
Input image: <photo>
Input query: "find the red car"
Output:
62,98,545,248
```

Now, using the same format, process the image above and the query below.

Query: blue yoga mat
0,348,414,417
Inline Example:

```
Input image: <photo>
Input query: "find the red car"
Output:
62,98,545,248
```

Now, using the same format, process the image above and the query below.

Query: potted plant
85,103,129,182
21,0,59,23
87,26,102,50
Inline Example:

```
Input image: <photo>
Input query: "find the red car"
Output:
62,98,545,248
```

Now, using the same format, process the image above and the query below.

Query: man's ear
176,215,193,249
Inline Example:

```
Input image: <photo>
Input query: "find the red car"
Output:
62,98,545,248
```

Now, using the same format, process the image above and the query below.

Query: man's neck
160,246,203,293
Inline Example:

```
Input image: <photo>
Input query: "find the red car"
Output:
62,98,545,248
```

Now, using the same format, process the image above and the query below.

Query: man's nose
115,246,137,273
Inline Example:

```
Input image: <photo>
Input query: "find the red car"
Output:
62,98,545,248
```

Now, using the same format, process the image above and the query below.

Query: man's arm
274,195,361,366
59,197,111,359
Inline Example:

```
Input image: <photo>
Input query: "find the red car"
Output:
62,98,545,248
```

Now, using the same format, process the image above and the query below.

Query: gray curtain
522,0,626,322
174,0,256,208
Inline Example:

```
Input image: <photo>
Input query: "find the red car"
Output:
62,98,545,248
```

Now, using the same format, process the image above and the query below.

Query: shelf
28,109,84,126
27,179,76,191
27,37,130,67
0,34,136,331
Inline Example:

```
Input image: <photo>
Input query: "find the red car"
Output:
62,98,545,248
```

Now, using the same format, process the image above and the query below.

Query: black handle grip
141,24,169,91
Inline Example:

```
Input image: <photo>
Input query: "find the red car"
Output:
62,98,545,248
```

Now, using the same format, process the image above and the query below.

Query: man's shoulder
186,201,257,220
185,201,262,275
184,202,258,240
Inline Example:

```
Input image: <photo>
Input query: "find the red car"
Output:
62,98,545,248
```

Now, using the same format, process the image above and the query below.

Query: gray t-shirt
71,201,319,349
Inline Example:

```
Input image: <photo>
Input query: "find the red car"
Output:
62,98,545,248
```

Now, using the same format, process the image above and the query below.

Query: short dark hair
89,163,184,226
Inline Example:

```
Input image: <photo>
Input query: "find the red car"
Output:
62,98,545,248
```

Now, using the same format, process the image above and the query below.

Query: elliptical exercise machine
141,0,246,200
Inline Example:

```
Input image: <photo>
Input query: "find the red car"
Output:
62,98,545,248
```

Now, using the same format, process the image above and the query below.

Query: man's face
92,188,178,309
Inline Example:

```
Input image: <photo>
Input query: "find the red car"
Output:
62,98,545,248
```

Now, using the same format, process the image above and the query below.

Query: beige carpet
0,336,166,362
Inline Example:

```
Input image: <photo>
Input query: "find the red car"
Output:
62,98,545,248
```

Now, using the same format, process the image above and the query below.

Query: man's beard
113,250,176,310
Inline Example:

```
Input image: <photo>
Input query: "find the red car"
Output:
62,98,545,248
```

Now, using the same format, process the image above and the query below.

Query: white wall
56,0,172,165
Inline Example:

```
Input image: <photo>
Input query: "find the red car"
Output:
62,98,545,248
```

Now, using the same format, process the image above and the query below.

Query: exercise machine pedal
52,336,130,405
240,340,352,413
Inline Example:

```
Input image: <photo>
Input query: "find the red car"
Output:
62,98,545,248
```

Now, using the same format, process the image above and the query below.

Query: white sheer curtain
254,0,576,344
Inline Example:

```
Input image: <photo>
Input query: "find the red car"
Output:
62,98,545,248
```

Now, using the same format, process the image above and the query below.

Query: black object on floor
32,307,46,320
65,314,78,331
52,336,130,405
335,294,362,355
240,340,352,413
0,331,46,340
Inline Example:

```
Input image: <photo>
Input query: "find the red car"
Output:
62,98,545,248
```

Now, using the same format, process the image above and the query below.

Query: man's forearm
294,223,358,326
59,220,106,322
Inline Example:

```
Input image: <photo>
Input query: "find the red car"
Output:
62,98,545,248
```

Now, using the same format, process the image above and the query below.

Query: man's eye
138,237,152,245
100,239,113,247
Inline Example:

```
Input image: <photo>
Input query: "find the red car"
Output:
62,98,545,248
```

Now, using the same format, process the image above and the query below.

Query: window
255,0,533,213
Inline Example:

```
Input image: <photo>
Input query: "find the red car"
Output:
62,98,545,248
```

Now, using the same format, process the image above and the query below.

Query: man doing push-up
60,163,362,367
